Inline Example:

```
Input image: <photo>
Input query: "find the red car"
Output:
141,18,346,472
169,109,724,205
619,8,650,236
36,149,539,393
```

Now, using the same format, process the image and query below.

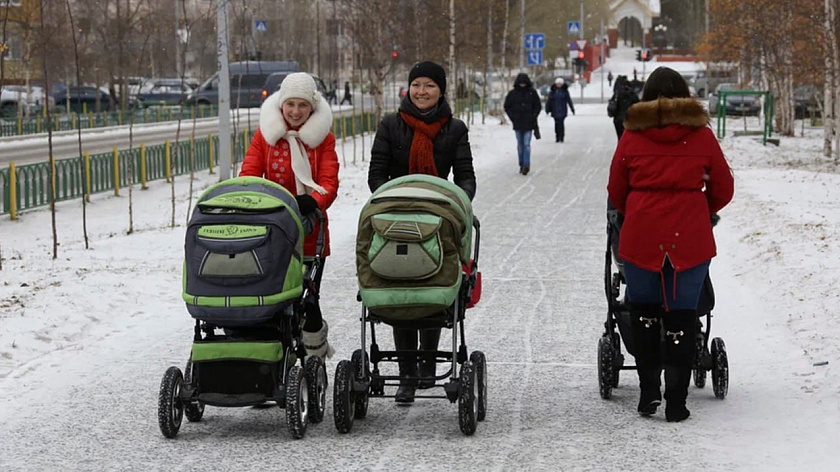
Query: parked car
708,83,761,117
794,85,822,119
51,86,111,113
260,72,328,103
187,61,300,108
136,79,191,107
0,86,55,118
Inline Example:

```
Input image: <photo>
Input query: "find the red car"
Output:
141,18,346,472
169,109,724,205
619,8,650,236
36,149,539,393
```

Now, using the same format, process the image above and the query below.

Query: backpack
607,96,618,117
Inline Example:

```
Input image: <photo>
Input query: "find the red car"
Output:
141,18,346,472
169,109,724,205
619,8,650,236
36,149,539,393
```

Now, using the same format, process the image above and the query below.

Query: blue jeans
624,260,711,311
515,130,532,167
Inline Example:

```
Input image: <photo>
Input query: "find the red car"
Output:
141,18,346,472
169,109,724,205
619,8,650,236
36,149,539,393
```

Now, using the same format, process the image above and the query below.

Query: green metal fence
1,110,376,217
0,105,218,138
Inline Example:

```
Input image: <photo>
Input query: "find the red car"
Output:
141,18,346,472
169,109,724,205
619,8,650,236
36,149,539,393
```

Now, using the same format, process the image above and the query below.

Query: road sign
576,39,587,50
254,20,267,33
527,50,543,66
567,21,581,35
524,33,545,51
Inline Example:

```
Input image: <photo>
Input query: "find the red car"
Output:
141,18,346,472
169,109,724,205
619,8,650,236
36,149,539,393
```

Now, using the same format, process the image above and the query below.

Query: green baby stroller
157,176,327,439
333,175,486,436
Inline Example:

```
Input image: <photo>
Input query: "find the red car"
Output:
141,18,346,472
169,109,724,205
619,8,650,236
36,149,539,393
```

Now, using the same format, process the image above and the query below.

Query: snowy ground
1,96,839,469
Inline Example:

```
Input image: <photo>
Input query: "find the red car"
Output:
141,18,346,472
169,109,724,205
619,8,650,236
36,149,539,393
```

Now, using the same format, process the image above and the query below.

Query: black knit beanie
408,61,447,96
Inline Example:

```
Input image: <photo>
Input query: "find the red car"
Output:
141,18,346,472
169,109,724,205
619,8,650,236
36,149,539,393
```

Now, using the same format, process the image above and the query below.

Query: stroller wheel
285,365,309,439
351,350,370,419
305,356,327,424
711,338,729,399
158,366,185,439
597,336,614,399
333,360,356,433
458,361,477,436
183,360,205,422
694,334,708,389
470,351,488,422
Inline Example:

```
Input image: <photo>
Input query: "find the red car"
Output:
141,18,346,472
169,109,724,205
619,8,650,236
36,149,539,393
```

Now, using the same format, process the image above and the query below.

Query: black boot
630,303,663,416
393,328,418,403
663,310,697,422
522,166,530,176
417,328,441,389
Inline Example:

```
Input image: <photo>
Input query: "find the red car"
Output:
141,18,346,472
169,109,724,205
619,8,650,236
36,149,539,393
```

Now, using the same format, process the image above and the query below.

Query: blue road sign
567,21,581,35
527,50,543,66
524,33,545,51
255,20,268,33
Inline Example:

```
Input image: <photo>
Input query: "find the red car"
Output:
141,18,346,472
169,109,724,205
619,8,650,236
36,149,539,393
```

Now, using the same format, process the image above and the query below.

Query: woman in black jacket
503,73,542,175
368,61,477,403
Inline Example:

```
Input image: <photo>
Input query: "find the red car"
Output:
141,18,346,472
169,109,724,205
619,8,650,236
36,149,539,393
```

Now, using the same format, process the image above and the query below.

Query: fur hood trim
259,90,333,147
624,97,709,131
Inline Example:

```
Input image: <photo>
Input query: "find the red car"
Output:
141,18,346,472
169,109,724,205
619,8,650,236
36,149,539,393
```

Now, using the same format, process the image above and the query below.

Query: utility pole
600,20,604,103
175,0,181,78
217,0,231,181
316,0,321,77
519,0,525,70
580,1,584,39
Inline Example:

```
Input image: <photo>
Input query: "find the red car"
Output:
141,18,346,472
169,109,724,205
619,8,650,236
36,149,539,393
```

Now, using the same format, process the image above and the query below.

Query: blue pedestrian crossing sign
524,33,545,51
527,50,543,66
567,21,581,35
255,20,268,33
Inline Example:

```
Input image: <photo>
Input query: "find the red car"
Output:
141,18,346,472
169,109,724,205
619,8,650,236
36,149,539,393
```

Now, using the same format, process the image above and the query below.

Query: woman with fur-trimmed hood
607,67,734,423
240,72,340,360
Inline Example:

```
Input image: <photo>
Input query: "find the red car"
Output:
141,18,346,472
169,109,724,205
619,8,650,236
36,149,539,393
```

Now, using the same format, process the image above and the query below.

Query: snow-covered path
1,105,838,471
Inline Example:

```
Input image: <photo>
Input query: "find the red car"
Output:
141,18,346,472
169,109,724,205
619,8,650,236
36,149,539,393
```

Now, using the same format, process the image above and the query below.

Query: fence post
243,129,250,149
140,143,148,189
9,162,16,220
84,151,91,201
36,115,41,134
17,117,22,135
208,134,216,174
165,140,172,183
88,114,93,129
72,113,76,130
118,109,123,126
113,147,120,196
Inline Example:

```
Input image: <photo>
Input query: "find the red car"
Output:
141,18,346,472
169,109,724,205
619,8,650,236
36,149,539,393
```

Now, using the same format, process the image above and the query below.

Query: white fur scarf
259,90,333,195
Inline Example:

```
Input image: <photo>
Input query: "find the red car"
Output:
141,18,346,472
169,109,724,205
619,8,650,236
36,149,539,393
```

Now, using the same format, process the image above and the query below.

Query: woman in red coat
240,72,340,360
607,67,734,422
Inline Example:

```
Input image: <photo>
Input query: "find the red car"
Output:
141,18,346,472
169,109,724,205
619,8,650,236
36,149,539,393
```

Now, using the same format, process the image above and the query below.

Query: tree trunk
824,0,835,157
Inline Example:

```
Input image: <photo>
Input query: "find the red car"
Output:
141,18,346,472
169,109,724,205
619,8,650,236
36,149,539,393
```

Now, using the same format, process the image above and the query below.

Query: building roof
610,0,661,17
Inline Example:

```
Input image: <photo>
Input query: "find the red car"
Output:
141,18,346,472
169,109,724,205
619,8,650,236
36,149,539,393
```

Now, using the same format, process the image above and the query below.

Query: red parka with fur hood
607,97,734,273
240,90,339,257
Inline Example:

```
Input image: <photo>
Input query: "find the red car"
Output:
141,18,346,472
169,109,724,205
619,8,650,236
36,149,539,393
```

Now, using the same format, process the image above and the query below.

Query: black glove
295,194,318,216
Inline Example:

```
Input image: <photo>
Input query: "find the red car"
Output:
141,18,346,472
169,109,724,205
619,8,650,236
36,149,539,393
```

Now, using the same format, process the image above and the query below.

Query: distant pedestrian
326,79,338,105
608,71,614,87
503,73,541,175
545,77,575,143
340,80,352,105
633,68,638,81
609,76,639,139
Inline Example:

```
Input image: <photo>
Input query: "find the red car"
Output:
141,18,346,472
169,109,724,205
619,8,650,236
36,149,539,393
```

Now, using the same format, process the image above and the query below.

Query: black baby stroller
157,176,328,439
332,175,486,436
597,203,729,400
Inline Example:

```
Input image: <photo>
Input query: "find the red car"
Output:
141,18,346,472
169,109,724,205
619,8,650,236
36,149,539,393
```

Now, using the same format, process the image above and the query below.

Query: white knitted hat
277,72,321,109
555,77,565,85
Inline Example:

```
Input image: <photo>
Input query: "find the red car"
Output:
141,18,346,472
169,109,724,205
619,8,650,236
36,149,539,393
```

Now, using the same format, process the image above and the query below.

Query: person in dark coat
607,66,734,423
610,76,639,139
503,72,541,175
369,60,477,404
608,71,614,87
340,80,352,105
545,77,575,143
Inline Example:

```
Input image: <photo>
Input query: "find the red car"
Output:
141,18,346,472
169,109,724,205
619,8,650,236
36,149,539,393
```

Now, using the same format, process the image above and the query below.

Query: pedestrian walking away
340,80,352,105
239,72,341,361
609,75,639,140
546,77,575,143
608,71,614,87
369,60,477,404
607,66,734,423
503,72,541,175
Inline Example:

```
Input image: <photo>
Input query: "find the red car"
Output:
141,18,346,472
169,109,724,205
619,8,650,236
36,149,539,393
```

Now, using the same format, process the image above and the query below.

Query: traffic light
636,49,642,61
391,50,398,59
642,49,652,62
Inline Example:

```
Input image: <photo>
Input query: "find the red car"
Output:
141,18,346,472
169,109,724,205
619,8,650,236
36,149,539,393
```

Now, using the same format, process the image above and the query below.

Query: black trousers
553,117,567,142
614,120,625,140
302,258,326,331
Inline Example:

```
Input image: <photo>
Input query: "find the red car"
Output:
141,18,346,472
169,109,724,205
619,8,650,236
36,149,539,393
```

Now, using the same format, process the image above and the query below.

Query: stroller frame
597,207,729,401
333,216,487,436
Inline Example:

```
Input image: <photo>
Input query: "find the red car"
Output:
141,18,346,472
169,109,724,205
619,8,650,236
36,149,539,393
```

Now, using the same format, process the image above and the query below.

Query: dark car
709,83,761,117
51,86,111,113
136,79,191,107
794,85,821,119
187,61,300,108
260,72,328,103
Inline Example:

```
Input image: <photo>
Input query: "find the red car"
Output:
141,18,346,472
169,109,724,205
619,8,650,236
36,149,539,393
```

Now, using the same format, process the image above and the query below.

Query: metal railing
1,111,378,217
